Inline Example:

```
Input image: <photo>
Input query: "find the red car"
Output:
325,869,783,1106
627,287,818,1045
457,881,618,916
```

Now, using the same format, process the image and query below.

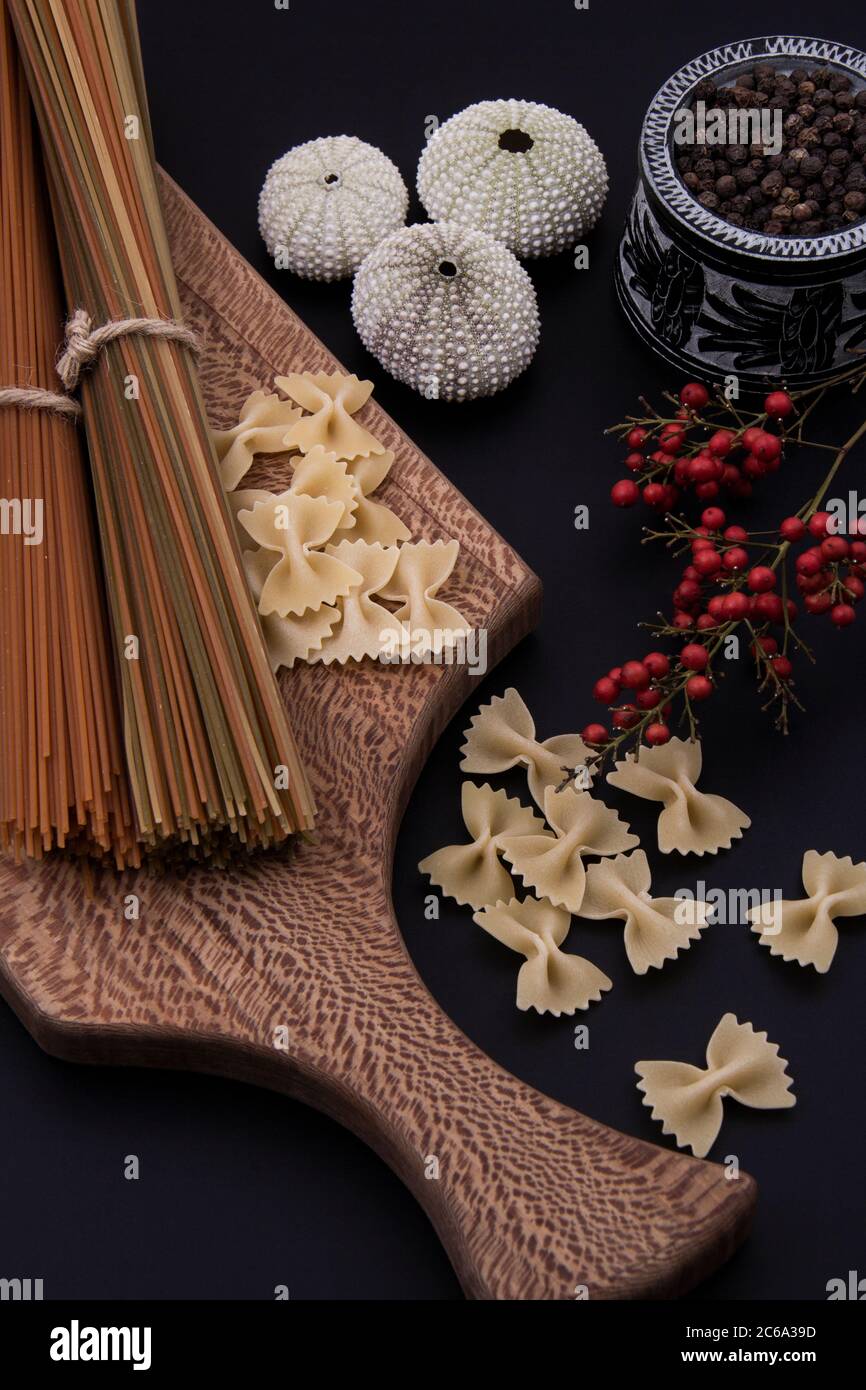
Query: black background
1,0,865,1302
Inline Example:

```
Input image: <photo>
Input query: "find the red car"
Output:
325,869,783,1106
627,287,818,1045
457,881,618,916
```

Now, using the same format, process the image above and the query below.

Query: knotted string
0,385,81,420
1,310,199,422
56,308,200,391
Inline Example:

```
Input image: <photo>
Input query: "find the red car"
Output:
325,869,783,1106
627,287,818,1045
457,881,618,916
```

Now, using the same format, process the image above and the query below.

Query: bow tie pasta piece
314,541,401,663
243,548,339,668
237,490,362,617
378,540,471,656
333,477,411,548
636,1014,795,1158
289,446,358,527
747,849,866,973
499,784,638,915
579,850,712,974
211,390,303,490
473,897,612,1016
347,450,394,496
607,737,750,856
277,371,386,460
459,688,596,810
418,782,548,910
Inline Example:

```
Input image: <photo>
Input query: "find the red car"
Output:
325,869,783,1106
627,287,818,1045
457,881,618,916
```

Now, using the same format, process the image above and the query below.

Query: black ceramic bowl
616,36,866,388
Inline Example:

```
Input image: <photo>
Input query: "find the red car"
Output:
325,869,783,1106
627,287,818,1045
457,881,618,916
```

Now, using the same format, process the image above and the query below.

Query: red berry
642,482,667,508
674,579,702,606
821,536,849,562
741,426,763,450
701,506,726,531
797,571,827,595
593,676,620,704
688,455,719,484
764,390,794,419
796,551,823,577
780,516,806,542
608,666,622,683
831,603,856,627
673,611,693,629
695,481,720,501
620,660,650,690
693,548,722,577
723,591,751,620
707,595,727,618
624,451,645,471
612,705,639,730
754,592,783,622
844,575,865,601
807,511,831,539
786,599,798,621
721,463,741,487
771,655,793,679
696,613,717,630
708,429,735,457
636,688,661,710
626,427,648,450
691,536,715,552
751,635,778,656
645,722,671,746
851,541,866,564
747,566,776,593
724,525,748,543
680,642,709,671
674,457,692,485
582,723,609,744
643,651,670,679
611,479,640,507
680,382,710,410
804,592,832,615
753,431,782,464
723,546,749,571
650,450,669,466
686,674,713,701
742,453,766,479
660,423,686,455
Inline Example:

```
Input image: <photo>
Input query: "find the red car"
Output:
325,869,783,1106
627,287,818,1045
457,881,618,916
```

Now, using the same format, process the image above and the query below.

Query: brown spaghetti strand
0,0,137,865
7,0,315,857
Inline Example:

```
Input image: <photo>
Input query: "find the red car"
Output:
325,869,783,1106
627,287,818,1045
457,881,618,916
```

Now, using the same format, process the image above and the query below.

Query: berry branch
576,367,866,776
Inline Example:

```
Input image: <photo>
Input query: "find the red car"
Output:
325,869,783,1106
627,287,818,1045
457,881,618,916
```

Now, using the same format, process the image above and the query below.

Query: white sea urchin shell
258,135,408,281
417,99,609,259
351,222,540,402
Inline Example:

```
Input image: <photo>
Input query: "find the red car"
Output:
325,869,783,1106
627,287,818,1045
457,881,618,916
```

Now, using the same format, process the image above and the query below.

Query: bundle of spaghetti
8,0,315,855
0,2,137,866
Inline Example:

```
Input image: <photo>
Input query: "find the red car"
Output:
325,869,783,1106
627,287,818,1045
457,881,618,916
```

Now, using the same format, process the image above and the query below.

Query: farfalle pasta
244,548,339,669
473,897,612,1016
499,784,638,914
211,389,302,490
290,446,358,527
460,688,595,811
314,542,401,663
580,850,712,974
607,737,750,856
636,1014,795,1157
334,452,411,547
747,850,866,973
378,540,471,656
277,371,385,460
418,782,546,910
237,491,362,617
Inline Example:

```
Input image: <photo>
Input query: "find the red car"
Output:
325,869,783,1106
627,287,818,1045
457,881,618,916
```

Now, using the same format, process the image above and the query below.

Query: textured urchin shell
351,222,540,402
417,99,609,259
258,135,408,281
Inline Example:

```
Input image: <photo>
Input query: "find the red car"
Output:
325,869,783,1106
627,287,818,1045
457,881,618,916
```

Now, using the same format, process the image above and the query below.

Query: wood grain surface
0,171,755,1300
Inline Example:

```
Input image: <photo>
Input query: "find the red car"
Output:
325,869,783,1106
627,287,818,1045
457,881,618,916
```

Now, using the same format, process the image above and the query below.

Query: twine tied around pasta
0,384,81,421
56,308,200,392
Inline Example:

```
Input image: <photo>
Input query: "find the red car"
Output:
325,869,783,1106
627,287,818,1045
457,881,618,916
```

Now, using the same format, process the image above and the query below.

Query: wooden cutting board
0,172,755,1300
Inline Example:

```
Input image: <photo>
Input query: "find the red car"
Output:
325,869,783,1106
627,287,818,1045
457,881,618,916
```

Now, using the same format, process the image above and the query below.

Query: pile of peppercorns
676,62,866,236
